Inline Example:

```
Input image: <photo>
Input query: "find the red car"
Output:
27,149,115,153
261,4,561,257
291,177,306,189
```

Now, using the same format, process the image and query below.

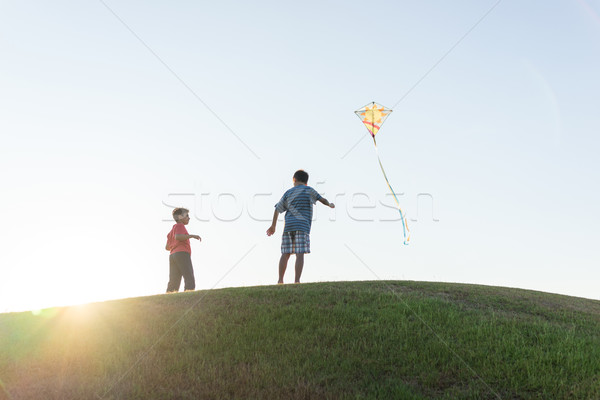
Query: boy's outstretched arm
175,234,201,241
266,210,279,236
318,197,335,208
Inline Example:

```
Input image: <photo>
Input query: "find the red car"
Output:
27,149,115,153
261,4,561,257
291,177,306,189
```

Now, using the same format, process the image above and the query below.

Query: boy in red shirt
165,207,201,292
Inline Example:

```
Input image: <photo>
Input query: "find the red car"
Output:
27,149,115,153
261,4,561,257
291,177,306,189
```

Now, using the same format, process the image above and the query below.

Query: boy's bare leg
278,253,291,284
294,253,304,283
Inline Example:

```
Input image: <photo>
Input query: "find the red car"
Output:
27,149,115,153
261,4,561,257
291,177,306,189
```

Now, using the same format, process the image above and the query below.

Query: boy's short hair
293,169,309,184
172,207,190,221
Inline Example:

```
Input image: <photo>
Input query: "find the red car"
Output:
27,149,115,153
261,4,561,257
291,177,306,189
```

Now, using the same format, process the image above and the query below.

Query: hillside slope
1,281,599,399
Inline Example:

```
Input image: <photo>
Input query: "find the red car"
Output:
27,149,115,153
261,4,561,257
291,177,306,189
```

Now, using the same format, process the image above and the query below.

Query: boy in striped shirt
266,170,335,284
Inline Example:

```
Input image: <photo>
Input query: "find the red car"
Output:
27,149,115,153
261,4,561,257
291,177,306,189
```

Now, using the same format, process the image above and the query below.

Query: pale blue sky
1,1,599,312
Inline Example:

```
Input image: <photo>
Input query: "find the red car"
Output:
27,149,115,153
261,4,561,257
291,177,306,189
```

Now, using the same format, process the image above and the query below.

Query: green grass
1,281,599,399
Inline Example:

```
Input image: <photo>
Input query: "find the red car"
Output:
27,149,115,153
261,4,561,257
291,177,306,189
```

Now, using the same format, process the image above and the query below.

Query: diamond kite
355,101,410,244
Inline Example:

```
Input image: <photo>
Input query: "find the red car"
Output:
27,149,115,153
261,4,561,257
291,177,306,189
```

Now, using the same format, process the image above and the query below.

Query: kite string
373,138,410,245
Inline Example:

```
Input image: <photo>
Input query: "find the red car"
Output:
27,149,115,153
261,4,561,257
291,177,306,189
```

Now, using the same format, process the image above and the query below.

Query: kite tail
374,139,410,245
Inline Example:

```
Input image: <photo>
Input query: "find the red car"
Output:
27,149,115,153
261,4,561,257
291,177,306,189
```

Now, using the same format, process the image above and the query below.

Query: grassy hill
1,281,599,399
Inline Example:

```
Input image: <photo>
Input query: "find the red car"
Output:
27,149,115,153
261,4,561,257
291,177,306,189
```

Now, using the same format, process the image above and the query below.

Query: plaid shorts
281,231,311,254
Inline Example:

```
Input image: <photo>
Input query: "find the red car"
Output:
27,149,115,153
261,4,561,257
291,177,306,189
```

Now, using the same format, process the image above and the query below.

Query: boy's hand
329,203,335,208
266,226,276,236
191,235,201,241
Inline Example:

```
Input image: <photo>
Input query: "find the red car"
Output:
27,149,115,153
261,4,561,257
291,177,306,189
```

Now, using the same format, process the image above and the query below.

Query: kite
355,101,410,245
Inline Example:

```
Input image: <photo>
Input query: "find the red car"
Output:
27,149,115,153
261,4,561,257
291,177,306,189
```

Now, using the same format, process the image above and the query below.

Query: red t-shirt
167,223,191,254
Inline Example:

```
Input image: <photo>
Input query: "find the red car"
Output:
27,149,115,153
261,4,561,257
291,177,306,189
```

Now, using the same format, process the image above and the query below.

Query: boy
266,170,335,284
165,207,201,293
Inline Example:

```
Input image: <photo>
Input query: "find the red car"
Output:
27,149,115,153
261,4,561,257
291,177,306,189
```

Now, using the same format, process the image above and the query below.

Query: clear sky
1,1,599,312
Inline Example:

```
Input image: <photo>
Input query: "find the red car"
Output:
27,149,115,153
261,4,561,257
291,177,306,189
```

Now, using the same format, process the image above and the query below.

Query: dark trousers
167,251,196,292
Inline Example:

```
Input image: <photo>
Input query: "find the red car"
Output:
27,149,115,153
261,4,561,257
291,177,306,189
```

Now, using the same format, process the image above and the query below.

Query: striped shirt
275,185,322,233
